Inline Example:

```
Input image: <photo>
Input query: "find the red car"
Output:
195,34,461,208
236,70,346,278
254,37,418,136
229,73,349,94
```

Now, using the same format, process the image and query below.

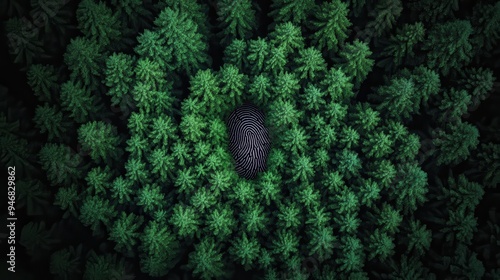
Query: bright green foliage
269,0,315,25
39,143,83,186
127,111,149,136
322,67,354,102
367,228,395,262
18,1,499,278
110,176,134,204
60,80,99,123
64,37,102,89
339,126,360,149
154,7,208,74
294,47,327,80
311,0,351,52
442,174,484,213
265,151,286,173
272,229,300,260
137,183,164,214
247,38,269,74
134,57,166,91
394,132,420,163
217,0,256,42
282,126,309,155
379,22,425,70
132,82,174,116
313,148,330,170
208,118,229,145
269,22,304,55
156,0,211,40
336,149,362,179
366,0,402,37
180,113,207,143
210,169,235,194
170,204,200,239
33,104,71,141
433,121,479,166
78,121,122,163
175,167,197,194
291,154,315,182
409,66,440,107
219,64,248,109
139,221,179,277
273,72,300,101
230,232,261,270
188,238,226,280
125,157,148,183
458,68,495,108
334,187,359,214
376,203,402,234
391,162,428,214
438,88,471,122
358,178,381,208
258,171,282,205
134,30,172,68
27,64,58,102
125,134,148,158
471,2,500,52
295,183,321,208
79,195,116,235
337,235,364,272
338,39,374,87
206,204,237,240
50,246,82,280
264,45,287,76
362,130,393,158
76,0,121,48
300,84,326,112
190,69,221,111
191,187,218,213
104,53,135,106
405,219,432,256
352,103,380,132
109,212,143,254
224,39,247,69
375,77,418,120
240,202,270,234
423,20,473,75
368,159,396,188
276,200,302,229
266,98,302,131
335,210,361,234
306,224,336,261
248,73,272,106
85,166,112,195
194,141,211,161
228,180,256,206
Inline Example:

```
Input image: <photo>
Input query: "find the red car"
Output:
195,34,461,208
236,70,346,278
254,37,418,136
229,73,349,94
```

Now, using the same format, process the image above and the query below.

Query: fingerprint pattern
227,103,271,179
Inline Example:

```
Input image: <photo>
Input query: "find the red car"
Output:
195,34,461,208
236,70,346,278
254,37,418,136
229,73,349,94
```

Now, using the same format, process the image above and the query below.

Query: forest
0,0,499,279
